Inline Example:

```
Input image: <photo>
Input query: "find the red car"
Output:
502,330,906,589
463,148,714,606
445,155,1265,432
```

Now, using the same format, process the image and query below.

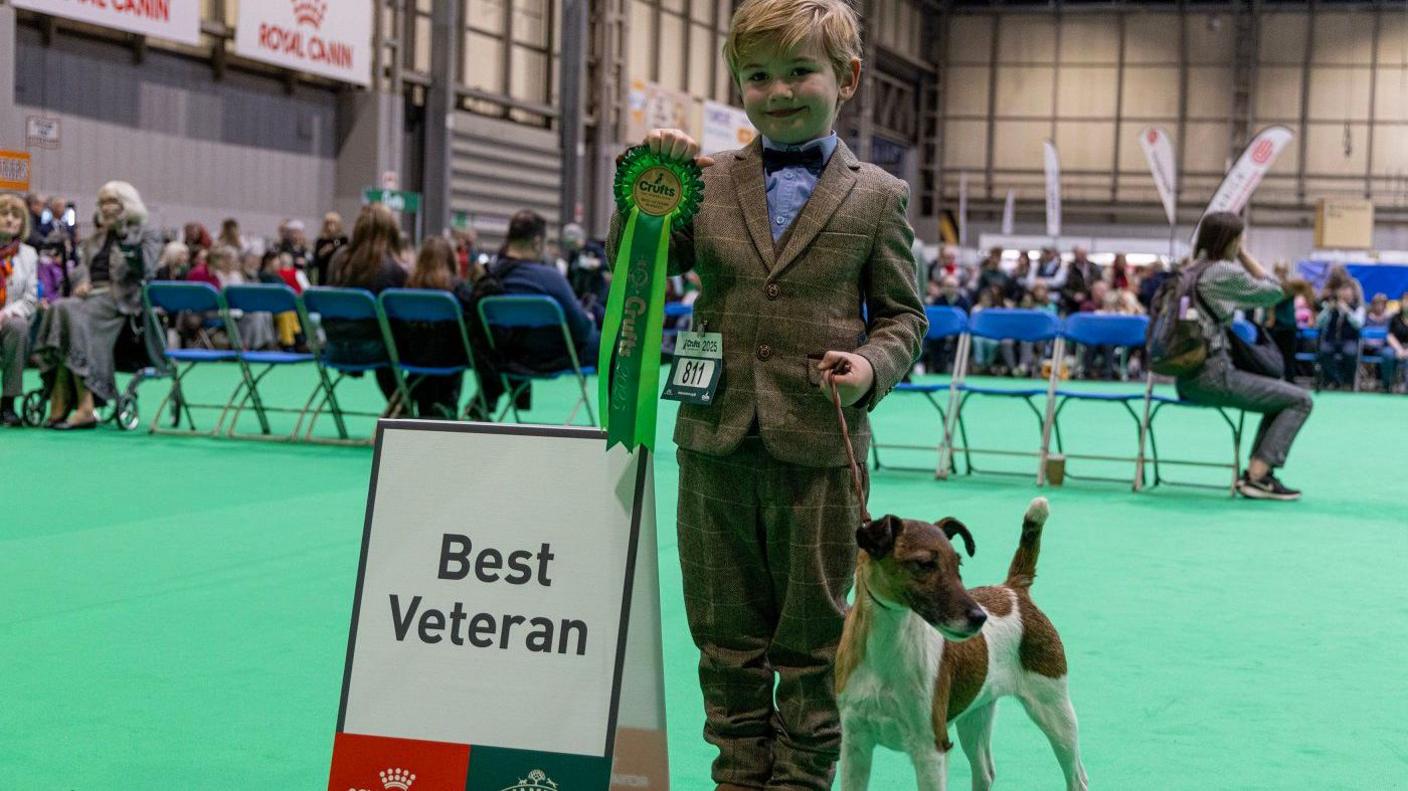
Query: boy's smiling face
736,36,860,145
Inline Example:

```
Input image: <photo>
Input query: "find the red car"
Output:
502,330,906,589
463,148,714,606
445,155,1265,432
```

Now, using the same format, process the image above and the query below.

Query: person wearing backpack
1165,211,1313,501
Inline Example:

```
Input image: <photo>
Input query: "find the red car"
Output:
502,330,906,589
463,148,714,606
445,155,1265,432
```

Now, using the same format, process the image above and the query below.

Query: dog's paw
1025,497,1050,525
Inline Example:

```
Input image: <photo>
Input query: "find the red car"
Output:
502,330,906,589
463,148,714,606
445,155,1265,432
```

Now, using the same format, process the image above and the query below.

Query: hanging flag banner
330,422,670,791
235,0,373,87
701,101,757,156
599,146,703,452
1139,126,1179,227
1001,189,1016,236
1043,140,1062,239
12,0,201,45
1202,125,1294,218
958,172,969,248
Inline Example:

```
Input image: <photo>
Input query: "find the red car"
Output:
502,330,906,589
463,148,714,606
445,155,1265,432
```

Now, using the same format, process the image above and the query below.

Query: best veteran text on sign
330,422,665,790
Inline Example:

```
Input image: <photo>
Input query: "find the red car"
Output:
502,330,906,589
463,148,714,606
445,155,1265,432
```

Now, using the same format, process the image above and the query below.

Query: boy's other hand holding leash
817,351,874,407
644,128,716,168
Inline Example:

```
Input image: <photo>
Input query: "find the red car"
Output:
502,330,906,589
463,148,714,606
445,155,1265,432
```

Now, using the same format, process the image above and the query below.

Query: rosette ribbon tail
598,207,671,451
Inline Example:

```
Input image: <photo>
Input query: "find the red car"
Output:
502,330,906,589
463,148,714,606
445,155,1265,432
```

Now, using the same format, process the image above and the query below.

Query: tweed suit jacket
610,138,926,468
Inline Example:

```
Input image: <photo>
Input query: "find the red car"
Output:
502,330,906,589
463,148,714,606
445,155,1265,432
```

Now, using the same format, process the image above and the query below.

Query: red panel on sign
329,732,470,791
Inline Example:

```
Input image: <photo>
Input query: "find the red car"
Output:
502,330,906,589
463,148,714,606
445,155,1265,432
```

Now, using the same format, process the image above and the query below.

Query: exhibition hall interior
2,0,1405,789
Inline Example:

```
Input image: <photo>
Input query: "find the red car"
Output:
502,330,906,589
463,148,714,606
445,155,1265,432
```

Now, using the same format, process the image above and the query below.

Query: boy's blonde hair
723,0,862,84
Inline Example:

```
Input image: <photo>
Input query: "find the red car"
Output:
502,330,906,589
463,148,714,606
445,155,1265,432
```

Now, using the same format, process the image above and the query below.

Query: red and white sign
235,0,372,87
11,0,201,45
1138,126,1178,227
1202,125,1294,219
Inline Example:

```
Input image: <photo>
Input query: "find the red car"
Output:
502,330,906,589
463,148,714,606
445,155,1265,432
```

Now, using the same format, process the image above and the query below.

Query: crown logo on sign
291,0,328,28
501,769,559,790
379,768,416,790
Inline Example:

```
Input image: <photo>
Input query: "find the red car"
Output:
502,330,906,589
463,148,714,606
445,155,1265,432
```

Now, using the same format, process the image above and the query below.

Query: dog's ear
856,514,902,558
936,517,976,557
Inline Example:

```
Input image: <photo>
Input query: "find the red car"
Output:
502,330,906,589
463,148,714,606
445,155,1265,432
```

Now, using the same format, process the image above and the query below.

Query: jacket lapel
730,139,777,271
772,139,861,278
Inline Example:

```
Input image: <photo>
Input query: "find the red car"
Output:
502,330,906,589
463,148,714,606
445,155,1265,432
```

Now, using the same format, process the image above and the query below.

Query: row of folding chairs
873,306,1256,495
141,282,595,444
1292,324,1399,392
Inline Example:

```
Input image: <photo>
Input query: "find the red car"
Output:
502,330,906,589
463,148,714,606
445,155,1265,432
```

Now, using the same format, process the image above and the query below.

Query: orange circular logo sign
632,166,684,216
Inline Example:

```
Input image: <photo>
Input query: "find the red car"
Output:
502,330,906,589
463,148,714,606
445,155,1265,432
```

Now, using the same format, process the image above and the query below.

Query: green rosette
599,146,704,452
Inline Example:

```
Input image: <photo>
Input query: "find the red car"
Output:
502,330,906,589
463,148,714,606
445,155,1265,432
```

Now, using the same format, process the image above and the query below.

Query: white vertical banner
235,0,373,86
1139,126,1179,226
958,172,969,247
1202,125,1295,218
1001,189,1016,236
11,0,201,44
1043,140,1062,239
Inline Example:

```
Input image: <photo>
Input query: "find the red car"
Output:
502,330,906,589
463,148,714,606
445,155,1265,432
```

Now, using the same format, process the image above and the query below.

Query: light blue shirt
762,132,839,241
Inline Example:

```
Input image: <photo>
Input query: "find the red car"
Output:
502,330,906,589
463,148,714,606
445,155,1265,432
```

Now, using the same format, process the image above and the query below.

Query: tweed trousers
677,438,865,791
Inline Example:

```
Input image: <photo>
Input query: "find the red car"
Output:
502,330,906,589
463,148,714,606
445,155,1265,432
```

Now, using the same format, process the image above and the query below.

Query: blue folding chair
143,282,241,436
938,308,1061,479
300,287,398,443
1037,314,1150,488
379,288,486,420
477,295,597,426
221,284,318,441
1230,318,1258,345
872,305,969,472
1294,326,1320,388
1356,325,1389,392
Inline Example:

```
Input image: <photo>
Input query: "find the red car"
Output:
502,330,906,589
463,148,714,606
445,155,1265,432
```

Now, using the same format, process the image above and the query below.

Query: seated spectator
1063,245,1101,315
398,236,475,419
217,218,249,256
970,285,1015,375
183,222,212,256
471,209,600,419
155,241,191,281
975,246,1012,302
1,194,39,426
1032,247,1068,296
920,274,970,375
1383,291,1408,394
278,219,310,263
1137,258,1172,310
562,222,609,323
1008,251,1032,303
24,193,47,249
185,248,218,287
1109,254,1131,291
34,181,161,429
1077,281,1116,379
1316,283,1364,389
327,204,408,410
1365,292,1391,328
1017,281,1056,376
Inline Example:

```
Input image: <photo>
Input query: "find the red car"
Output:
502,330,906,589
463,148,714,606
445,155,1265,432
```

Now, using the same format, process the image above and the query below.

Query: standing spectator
1063,245,1101,314
34,181,161,430
183,222,213,255
1316,283,1364,389
155,241,191,280
312,212,348,286
1009,251,1033,302
451,226,482,282
217,218,249,256
1109,254,1131,291
1381,291,1408,393
1,194,39,426
327,205,408,409
278,219,311,265
1175,212,1312,500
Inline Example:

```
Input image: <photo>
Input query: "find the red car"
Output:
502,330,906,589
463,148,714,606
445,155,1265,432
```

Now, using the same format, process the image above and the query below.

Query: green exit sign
363,188,422,213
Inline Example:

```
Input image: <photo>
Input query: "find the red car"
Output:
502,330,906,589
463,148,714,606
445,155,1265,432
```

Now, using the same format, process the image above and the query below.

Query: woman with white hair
33,180,161,429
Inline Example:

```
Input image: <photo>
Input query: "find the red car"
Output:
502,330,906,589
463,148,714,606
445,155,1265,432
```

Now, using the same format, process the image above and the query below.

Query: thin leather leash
824,360,872,525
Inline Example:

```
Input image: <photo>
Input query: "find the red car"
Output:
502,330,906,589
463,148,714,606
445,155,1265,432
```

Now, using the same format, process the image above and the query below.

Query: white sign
701,100,757,156
1043,140,1062,239
12,0,201,45
235,0,372,87
336,423,656,774
1202,125,1294,218
1139,126,1178,227
26,116,61,150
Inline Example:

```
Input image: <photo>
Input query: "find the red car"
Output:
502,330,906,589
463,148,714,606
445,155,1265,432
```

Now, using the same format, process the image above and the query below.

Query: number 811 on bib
662,330,723,405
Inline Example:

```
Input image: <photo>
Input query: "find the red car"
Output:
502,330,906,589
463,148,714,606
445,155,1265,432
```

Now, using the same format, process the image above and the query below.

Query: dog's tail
1005,497,1049,590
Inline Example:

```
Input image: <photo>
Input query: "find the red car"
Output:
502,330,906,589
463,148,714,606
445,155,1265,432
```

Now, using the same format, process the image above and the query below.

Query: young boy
611,1,926,788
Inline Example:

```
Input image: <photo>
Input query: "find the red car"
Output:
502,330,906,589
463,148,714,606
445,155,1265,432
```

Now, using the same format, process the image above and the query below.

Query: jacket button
765,282,780,300
757,344,773,361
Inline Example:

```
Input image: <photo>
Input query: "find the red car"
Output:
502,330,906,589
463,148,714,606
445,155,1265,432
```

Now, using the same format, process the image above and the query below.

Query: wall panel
1307,67,1374,121
1123,13,1179,64
995,66,1054,117
992,121,1049,170
1054,122,1114,172
1258,12,1308,65
1255,66,1303,122
1185,13,1234,65
943,120,988,169
1313,12,1376,66
949,15,993,64
1059,18,1119,65
997,17,1055,63
1056,66,1117,117
1187,65,1234,120
1121,67,1180,118
1373,69,1408,123
945,66,991,117
1305,123,1368,176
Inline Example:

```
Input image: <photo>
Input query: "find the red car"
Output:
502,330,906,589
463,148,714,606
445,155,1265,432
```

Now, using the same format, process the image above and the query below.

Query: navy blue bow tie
762,146,825,176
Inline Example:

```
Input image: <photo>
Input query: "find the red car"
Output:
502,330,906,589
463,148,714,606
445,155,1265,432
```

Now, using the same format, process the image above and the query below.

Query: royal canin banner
11,0,201,46
1138,126,1178,227
235,0,372,87
1202,125,1294,219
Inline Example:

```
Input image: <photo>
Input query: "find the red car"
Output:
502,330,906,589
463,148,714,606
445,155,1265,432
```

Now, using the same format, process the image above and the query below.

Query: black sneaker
1237,472,1301,501
1,409,21,427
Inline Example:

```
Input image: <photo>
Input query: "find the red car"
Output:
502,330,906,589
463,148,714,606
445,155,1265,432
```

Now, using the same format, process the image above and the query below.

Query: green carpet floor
4,365,1406,789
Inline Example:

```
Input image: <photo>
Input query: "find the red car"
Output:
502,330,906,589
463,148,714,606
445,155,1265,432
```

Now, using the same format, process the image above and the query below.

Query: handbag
1225,322,1285,380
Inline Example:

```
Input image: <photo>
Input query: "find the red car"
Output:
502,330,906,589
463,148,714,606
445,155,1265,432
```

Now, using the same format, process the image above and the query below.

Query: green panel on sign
362,188,423,213
466,746,611,790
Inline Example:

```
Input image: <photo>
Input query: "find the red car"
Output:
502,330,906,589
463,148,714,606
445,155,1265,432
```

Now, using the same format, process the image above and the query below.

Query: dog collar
866,589,900,612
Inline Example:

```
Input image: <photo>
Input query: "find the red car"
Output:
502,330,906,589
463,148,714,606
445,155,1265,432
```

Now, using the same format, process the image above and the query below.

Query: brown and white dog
835,498,1088,791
